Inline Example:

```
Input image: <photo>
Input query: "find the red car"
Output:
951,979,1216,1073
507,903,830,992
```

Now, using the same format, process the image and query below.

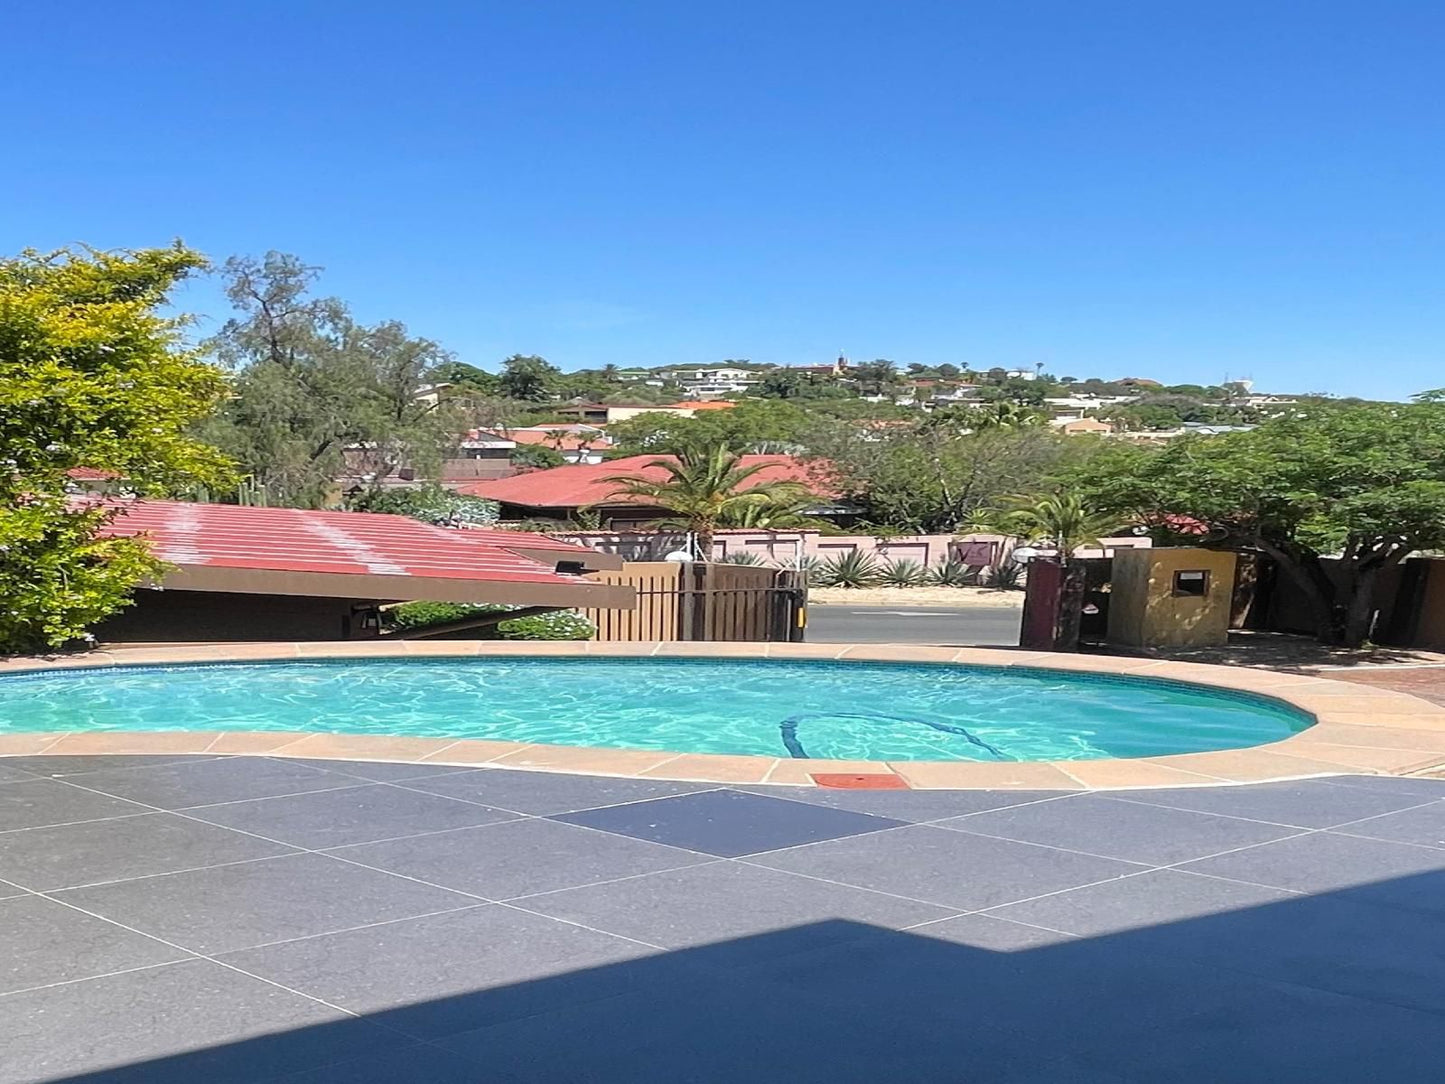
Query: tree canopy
1075,401,1445,644
0,245,234,651
202,252,460,507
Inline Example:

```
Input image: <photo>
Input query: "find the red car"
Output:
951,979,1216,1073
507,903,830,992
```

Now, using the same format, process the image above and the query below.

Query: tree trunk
1341,565,1380,647
694,524,715,562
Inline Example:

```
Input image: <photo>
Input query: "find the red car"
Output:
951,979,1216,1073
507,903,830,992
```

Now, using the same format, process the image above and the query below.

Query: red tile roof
508,429,613,451
96,499,600,584
457,454,833,510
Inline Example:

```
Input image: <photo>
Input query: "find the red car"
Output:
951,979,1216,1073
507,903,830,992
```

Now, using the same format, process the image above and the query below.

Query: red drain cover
811,773,910,790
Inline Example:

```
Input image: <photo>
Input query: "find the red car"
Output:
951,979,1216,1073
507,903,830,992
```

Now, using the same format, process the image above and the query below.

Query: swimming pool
0,657,1313,762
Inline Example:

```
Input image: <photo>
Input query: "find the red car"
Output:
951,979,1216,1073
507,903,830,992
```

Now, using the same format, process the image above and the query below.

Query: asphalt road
803,604,1022,645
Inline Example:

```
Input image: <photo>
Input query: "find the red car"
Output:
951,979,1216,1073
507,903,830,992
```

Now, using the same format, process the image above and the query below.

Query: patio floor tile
219,905,675,1039
184,783,519,848
291,757,478,783
0,761,40,784
268,1044,493,1083
749,823,1142,909
69,756,353,810
940,793,1301,865
992,869,1445,1017
438,965,967,1084
741,786,1069,822
328,816,709,899
1334,802,1445,848
0,811,295,891
0,894,189,995
401,767,711,815
519,861,957,964
0,959,394,1084
1103,778,1440,828
1178,830,1445,916
0,753,221,776
1319,773,1445,798
552,789,905,857
0,776,153,831
55,852,480,954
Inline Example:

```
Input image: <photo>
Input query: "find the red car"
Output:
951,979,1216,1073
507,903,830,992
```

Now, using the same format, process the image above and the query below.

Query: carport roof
97,499,631,608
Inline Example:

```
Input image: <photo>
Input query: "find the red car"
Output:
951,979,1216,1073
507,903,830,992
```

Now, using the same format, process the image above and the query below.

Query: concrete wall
1108,548,1237,649
98,590,379,644
558,528,1152,568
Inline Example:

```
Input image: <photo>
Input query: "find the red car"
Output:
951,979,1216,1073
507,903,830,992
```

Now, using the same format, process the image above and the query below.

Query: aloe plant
927,558,974,587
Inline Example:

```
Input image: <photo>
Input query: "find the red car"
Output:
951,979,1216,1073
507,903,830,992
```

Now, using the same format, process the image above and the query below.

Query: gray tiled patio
2,755,1444,1082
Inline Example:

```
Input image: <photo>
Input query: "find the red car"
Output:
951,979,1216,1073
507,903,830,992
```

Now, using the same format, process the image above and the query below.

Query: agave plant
927,558,974,587
780,554,823,586
985,561,1025,590
816,550,884,588
720,551,767,565
881,558,926,586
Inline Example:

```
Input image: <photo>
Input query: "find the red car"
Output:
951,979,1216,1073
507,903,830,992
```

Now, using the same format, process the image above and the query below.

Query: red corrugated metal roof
97,500,590,584
456,454,833,510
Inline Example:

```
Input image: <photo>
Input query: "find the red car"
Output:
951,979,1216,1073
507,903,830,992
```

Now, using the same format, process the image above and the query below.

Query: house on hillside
456,454,839,528
1052,416,1115,435
554,401,738,425
505,425,612,464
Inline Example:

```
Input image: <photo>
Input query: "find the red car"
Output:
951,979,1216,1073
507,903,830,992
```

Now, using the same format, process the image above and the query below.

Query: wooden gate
583,562,806,643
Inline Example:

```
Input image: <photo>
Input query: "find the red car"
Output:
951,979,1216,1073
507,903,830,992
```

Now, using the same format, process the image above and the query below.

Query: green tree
498,354,560,401
605,400,811,456
0,245,234,652
1075,401,1445,645
604,445,814,554
510,443,566,470
203,252,459,507
811,419,1074,533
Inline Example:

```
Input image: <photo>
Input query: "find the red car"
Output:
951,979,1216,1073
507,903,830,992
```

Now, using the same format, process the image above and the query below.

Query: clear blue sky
5,1,1442,398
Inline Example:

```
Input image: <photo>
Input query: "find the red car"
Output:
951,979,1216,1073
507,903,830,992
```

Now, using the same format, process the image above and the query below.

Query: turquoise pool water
0,658,1313,762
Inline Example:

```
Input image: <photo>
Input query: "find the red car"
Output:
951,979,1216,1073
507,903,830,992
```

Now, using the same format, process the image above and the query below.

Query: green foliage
498,354,560,401
809,417,1076,534
720,551,767,565
927,558,975,587
383,602,594,640
816,550,883,588
605,400,812,456
984,561,1025,590
880,558,926,586
604,445,815,553
0,244,235,652
346,484,499,527
511,443,566,470
1075,401,1445,644
203,252,461,508
981,492,1116,558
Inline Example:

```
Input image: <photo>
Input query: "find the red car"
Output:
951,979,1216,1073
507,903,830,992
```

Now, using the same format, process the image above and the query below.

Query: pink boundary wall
555,529,1152,567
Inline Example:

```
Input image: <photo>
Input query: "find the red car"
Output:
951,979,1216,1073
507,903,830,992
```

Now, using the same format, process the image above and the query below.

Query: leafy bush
383,602,594,640
349,484,499,527
720,551,767,565
816,550,883,588
926,558,974,587
881,558,926,586
985,562,1025,590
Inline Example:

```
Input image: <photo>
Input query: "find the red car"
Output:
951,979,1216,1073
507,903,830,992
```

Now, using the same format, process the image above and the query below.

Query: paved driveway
2,754,1445,1081
805,604,1022,645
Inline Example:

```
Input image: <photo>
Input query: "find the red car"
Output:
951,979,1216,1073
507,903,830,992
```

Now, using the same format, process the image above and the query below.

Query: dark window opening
1172,570,1210,598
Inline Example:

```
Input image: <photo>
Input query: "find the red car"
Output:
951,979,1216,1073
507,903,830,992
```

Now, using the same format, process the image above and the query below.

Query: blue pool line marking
779,712,1011,761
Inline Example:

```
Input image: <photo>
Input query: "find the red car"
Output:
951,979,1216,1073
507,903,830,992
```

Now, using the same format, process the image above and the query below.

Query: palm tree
718,488,825,530
985,493,1117,559
604,445,814,557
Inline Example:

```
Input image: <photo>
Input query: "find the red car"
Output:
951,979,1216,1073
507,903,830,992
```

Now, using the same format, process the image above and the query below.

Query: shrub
816,550,883,588
985,562,1025,590
383,602,594,640
780,554,823,586
348,484,499,527
720,551,767,565
927,558,974,587
881,558,926,586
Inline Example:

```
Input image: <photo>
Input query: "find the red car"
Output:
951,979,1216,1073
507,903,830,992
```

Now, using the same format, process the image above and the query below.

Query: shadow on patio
39,869,1445,1083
